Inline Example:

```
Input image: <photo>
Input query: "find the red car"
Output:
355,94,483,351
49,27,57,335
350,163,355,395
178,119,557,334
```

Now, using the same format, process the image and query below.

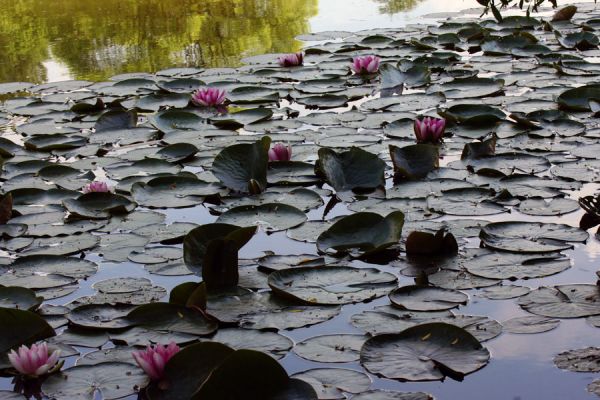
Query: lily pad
217,203,307,232
315,147,385,192
360,322,489,381
480,221,588,253
268,266,397,305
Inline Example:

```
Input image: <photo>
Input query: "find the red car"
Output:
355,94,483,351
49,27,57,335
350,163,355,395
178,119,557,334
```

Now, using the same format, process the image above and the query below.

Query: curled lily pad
317,211,404,257
360,322,490,382
0,308,55,353
557,84,600,112
268,266,397,305
126,302,218,336
212,136,270,194
183,223,256,288
390,144,439,181
63,192,137,219
315,147,385,193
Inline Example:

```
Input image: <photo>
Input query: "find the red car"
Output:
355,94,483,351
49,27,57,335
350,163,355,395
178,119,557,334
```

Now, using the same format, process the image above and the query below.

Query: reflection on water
374,0,422,14
0,0,319,82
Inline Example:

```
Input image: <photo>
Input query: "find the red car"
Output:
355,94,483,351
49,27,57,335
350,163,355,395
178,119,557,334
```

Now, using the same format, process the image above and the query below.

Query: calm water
0,0,476,83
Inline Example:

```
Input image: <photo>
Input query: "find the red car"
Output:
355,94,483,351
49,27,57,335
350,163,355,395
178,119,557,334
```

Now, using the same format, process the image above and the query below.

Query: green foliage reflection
0,0,317,82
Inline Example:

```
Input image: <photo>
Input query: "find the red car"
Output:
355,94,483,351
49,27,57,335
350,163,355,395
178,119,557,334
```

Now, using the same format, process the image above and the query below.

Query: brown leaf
0,193,13,224
551,5,577,21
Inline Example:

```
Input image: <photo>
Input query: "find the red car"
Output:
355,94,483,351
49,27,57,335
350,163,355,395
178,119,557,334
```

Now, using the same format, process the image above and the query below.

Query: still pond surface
1,0,600,399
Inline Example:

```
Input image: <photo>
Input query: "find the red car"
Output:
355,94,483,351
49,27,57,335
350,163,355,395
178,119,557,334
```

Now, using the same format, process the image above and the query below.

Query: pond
1,1,600,400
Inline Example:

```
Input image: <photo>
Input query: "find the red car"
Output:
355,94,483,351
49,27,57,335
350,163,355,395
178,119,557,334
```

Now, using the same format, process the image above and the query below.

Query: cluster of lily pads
1,2,600,399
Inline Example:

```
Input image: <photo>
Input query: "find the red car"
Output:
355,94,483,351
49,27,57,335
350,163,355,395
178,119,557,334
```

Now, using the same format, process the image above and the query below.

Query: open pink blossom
414,117,446,144
8,343,61,377
132,342,180,381
278,52,304,67
82,181,111,194
268,143,292,162
350,55,380,75
191,87,227,107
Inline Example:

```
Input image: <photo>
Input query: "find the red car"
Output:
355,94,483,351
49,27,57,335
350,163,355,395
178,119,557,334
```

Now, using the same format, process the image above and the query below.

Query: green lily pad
389,285,468,311
42,362,148,400
480,221,588,253
315,147,385,192
210,108,273,129
360,322,490,381
390,144,439,181
0,286,44,310
212,136,270,194
502,316,560,334
268,266,397,305
0,308,55,353
317,211,404,256
518,284,600,318
217,203,307,232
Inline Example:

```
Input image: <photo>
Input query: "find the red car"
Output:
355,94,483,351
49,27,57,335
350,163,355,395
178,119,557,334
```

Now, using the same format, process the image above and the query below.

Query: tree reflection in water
0,0,318,82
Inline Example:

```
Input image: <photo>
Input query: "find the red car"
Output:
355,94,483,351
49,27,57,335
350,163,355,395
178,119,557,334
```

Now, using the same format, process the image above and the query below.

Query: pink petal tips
268,143,292,162
8,342,61,378
191,87,227,107
351,55,381,75
278,52,304,67
413,117,446,144
132,342,180,381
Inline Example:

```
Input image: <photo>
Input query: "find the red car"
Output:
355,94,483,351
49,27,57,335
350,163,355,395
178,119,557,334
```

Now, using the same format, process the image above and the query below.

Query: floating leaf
360,323,489,381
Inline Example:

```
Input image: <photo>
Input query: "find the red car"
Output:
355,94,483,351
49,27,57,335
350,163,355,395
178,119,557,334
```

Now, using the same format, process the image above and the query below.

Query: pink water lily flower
8,343,61,378
351,55,381,75
414,117,446,144
268,143,292,162
132,342,180,381
278,52,304,67
191,87,227,107
82,181,111,194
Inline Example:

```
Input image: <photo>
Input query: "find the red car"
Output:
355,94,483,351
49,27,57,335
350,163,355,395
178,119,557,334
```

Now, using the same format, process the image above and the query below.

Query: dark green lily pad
554,347,600,372
42,362,148,400
268,266,397,305
0,286,44,310
360,322,489,381
292,368,371,399
389,285,468,311
217,203,307,232
518,285,600,318
294,334,366,363
212,136,270,194
390,144,439,181
480,221,588,253
0,308,55,353
64,192,136,219
502,316,560,334
315,147,385,193
316,211,404,257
